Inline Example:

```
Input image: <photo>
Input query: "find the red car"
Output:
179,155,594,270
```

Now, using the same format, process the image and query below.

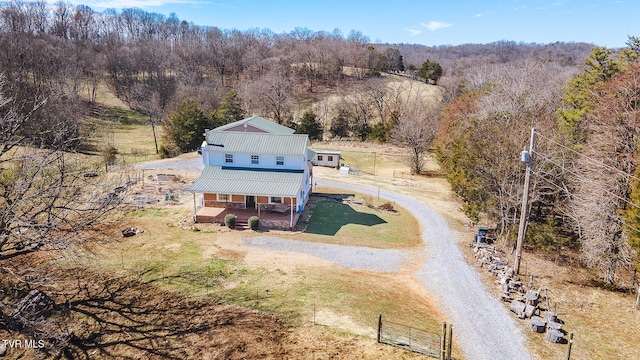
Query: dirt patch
164,242,182,252
314,310,376,338
216,248,247,261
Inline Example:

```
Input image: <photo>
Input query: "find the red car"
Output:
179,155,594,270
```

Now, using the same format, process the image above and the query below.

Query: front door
246,195,255,209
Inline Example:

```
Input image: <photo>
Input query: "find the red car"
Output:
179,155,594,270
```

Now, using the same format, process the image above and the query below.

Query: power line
530,169,640,235
534,130,640,183
533,151,640,213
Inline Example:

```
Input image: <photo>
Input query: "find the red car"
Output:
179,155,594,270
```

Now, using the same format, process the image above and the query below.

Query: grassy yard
295,188,421,248
75,188,438,344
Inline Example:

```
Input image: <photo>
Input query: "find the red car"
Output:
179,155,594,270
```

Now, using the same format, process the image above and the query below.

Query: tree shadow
304,194,387,236
10,267,287,359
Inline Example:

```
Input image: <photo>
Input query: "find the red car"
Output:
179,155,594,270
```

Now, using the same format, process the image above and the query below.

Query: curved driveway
315,178,531,360
140,156,531,359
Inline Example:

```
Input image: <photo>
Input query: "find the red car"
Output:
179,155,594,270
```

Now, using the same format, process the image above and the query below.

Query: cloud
405,28,422,36
474,11,495,17
420,21,453,31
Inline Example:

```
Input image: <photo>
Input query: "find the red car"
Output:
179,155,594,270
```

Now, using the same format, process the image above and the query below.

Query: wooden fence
377,314,454,359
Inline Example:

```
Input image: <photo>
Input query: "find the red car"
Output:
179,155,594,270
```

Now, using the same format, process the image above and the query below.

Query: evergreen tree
329,110,350,139
418,60,443,84
557,47,620,147
296,110,323,140
214,89,246,125
162,99,211,153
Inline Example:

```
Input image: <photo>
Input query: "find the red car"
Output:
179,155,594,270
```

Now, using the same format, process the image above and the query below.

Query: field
5,79,639,359
59,167,451,359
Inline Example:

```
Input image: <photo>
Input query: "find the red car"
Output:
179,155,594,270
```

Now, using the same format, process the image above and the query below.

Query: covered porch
193,203,300,230
187,166,306,229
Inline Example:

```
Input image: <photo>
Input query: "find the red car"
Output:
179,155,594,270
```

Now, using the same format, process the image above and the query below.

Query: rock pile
470,243,567,343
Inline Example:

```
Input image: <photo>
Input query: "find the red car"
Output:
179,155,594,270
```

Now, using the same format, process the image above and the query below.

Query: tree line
0,2,593,153
435,36,640,304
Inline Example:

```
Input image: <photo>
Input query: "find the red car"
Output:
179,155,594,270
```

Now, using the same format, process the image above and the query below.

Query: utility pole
515,128,535,274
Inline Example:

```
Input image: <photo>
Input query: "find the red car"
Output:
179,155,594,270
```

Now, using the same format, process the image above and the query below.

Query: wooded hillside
436,37,640,302
2,2,638,304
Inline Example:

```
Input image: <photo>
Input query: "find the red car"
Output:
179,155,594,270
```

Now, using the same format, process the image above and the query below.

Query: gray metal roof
307,149,316,162
205,131,309,156
213,116,295,134
187,166,303,197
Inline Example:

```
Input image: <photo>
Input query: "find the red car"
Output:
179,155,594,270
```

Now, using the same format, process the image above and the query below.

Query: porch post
290,197,294,228
192,193,197,222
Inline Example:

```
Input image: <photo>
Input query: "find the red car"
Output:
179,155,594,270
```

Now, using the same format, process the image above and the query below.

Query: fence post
565,332,574,360
446,324,453,360
377,314,382,343
440,322,447,360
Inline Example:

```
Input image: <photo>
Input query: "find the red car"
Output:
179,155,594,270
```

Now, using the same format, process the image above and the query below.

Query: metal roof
213,116,295,134
187,166,303,197
307,149,316,162
205,131,309,156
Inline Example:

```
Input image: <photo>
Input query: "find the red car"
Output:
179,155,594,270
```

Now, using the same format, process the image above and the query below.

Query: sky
68,0,638,48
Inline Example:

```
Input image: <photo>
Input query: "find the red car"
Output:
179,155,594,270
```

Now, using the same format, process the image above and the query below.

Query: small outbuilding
312,151,341,168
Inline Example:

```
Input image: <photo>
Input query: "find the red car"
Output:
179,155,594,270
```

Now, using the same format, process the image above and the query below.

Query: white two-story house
187,116,313,229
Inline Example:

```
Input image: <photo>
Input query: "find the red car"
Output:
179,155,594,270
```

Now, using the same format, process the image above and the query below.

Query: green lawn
305,201,387,235
294,191,421,248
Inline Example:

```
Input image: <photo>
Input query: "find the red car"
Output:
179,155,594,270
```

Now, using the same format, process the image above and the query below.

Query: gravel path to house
140,156,531,359
243,237,405,273
135,154,203,171
308,179,532,360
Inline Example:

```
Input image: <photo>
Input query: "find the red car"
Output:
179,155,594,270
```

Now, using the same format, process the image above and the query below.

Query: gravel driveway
135,154,203,171
308,179,532,360
243,237,405,273
141,156,531,359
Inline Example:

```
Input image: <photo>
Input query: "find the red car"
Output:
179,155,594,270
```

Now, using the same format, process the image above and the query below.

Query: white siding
203,150,307,171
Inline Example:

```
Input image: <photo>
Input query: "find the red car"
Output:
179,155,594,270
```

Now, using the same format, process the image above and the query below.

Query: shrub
361,195,374,208
248,216,260,231
378,202,395,212
159,144,179,159
224,214,237,229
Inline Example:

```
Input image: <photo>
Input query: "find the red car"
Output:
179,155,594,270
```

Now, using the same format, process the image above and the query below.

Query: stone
530,316,547,333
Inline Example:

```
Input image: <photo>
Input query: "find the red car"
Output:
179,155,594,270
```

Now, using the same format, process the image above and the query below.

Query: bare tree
391,100,440,174
568,63,640,286
252,66,292,123
0,83,125,345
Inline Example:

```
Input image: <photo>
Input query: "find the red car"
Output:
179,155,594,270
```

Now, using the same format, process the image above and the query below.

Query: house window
270,196,283,204
251,155,259,164
328,155,334,162
218,194,230,201
317,155,323,161
225,154,233,163
276,156,284,166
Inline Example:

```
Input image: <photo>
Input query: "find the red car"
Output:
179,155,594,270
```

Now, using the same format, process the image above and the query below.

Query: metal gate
377,314,453,359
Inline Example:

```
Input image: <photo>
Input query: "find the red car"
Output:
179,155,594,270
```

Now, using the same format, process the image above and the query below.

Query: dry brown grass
22,77,637,358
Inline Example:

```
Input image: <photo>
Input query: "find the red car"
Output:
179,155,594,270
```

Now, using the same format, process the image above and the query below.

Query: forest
1,0,639,326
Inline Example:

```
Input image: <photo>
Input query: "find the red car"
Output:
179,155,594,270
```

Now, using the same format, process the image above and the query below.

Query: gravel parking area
135,154,203,171
243,237,405,273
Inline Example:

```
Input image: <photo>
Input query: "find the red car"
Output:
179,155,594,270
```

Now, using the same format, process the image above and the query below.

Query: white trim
269,196,283,204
